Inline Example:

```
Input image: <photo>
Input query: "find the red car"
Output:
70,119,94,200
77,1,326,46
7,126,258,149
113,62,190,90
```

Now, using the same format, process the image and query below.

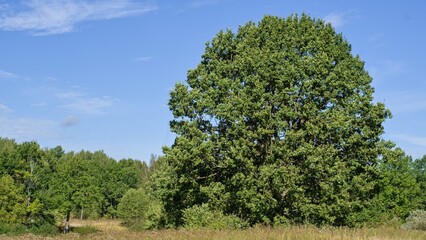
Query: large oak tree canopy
162,15,390,226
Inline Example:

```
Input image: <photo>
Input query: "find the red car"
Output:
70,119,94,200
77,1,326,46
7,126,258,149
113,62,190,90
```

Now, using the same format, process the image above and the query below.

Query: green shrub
403,210,426,231
182,204,247,229
29,223,59,235
0,222,26,235
0,222,58,235
273,215,290,227
118,188,164,230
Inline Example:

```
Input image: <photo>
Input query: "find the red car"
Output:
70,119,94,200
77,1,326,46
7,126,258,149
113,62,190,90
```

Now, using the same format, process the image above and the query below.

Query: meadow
1,219,425,240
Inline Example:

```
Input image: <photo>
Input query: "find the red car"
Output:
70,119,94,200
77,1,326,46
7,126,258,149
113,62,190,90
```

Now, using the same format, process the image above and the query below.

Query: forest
1,15,426,237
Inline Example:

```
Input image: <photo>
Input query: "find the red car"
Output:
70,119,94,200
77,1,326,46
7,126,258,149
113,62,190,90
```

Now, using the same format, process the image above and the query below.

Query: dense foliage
117,188,163,230
0,138,151,234
182,204,248,229
374,144,421,220
152,14,425,227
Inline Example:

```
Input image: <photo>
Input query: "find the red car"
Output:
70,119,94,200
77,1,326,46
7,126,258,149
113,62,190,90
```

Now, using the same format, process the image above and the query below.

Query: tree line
0,138,158,233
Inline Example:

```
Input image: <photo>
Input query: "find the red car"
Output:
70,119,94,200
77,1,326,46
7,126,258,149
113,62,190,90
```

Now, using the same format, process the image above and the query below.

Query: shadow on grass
58,225,99,235
0,222,61,236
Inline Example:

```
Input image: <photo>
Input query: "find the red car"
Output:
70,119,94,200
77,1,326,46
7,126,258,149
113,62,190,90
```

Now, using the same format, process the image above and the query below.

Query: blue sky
0,0,425,161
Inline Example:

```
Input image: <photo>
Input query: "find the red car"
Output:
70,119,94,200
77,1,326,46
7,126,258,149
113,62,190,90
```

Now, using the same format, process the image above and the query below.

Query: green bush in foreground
403,210,426,231
0,222,26,235
117,188,163,229
182,204,248,229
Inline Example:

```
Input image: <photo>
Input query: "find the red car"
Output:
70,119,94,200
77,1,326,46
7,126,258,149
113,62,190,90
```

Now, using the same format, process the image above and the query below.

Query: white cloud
0,116,58,140
189,0,222,8
0,103,12,113
0,0,157,35
324,11,357,28
63,96,115,115
47,86,117,115
0,69,19,79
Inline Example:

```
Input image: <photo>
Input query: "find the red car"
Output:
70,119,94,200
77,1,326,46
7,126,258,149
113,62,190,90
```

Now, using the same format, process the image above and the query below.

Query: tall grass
1,219,425,240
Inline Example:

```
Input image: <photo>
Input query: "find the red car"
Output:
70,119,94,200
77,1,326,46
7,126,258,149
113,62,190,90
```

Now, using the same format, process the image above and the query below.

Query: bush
29,223,58,235
182,204,247,229
0,222,26,235
273,215,290,227
403,210,426,231
118,188,163,230
0,222,58,235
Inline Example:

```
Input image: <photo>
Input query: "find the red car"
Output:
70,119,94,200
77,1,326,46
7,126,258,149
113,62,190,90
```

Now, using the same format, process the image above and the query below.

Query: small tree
413,155,426,210
49,153,102,233
0,175,27,224
375,144,421,220
117,188,163,229
0,140,54,229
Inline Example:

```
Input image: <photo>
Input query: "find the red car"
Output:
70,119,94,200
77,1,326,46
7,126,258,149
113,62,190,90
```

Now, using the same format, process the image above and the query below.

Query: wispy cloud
378,90,426,113
369,60,405,81
368,32,385,42
367,32,388,49
324,11,356,28
394,134,426,147
52,88,116,115
189,0,222,8
0,116,58,140
63,96,115,115
0,0,157,35
54,89,85,99
133,56,152,63
0,103,12,113
61,115,79,127
0,69,19,79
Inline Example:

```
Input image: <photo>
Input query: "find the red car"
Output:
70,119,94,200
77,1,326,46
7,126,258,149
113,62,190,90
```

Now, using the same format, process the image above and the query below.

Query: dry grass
69,219,128,233
1,219,425,240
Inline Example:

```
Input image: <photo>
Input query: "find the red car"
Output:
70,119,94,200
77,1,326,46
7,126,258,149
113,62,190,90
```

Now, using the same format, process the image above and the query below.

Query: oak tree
157,15,390,226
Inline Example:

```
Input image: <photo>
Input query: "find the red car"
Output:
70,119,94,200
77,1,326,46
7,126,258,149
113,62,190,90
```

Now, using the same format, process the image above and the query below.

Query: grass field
1,219,425,240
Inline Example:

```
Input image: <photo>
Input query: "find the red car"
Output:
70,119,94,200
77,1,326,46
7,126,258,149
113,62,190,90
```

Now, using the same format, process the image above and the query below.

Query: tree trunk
64,211,70,233
111,199,115,219
80,208,84,220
